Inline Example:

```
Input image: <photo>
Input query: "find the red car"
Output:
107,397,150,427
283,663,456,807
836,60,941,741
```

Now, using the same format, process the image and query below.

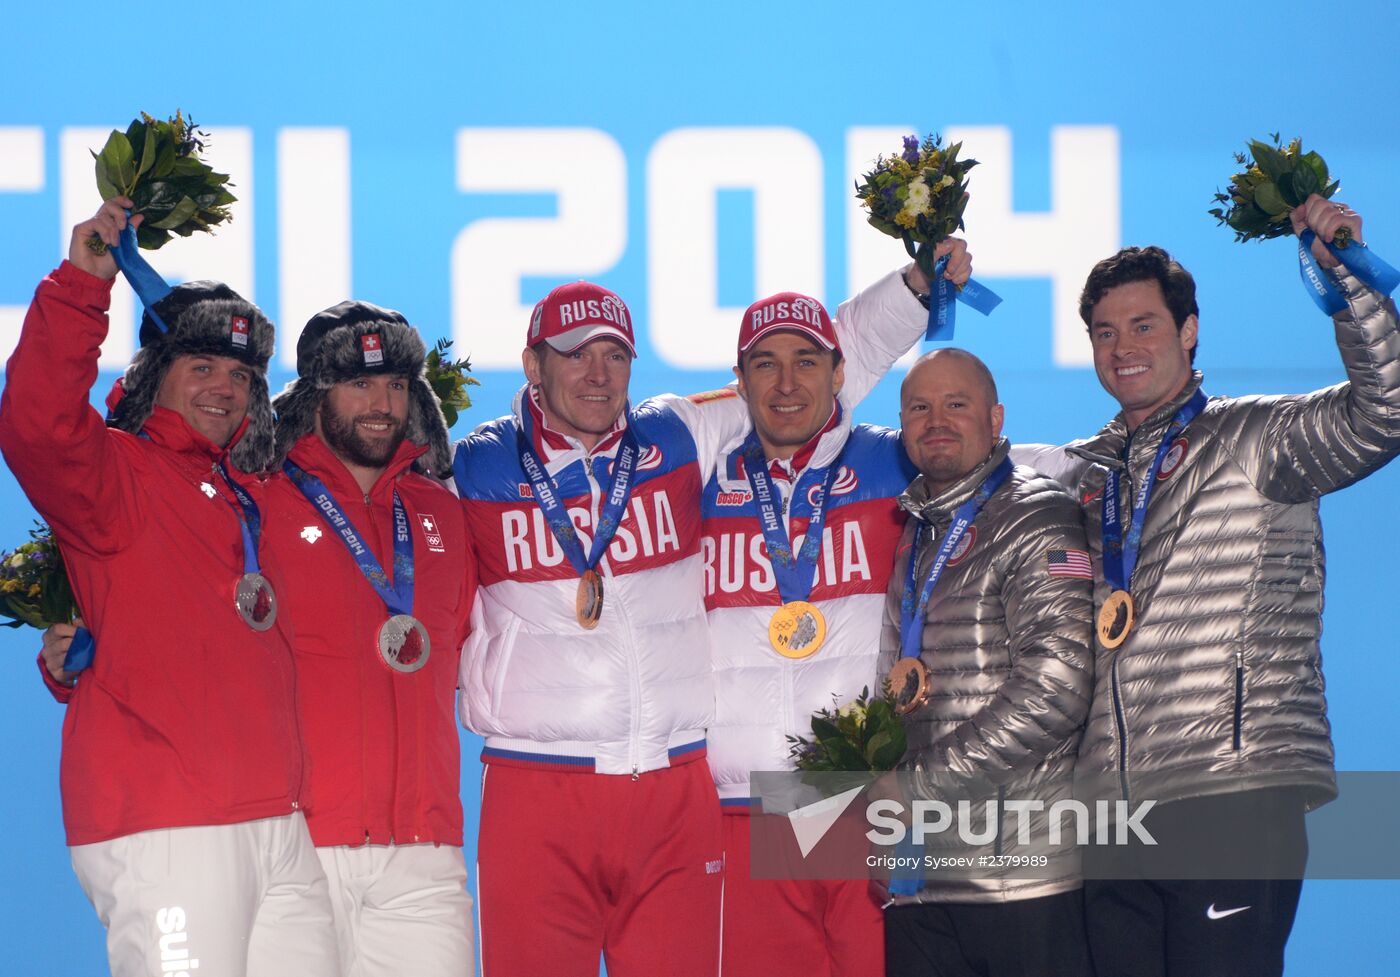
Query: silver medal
378,614,431,673
234,572,278,631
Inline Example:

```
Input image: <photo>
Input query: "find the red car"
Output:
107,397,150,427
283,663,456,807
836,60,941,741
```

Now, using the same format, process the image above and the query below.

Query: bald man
874,349,1095,977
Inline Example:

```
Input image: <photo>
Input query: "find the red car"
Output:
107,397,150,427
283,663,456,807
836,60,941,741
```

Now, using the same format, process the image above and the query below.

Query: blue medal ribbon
738,417,847,605
217,463,267,576
925,254,1003,342
516,405,640,577
887,455,1011,899
898,456,1013,659
107,215,173,334
137,433,266,575
283,461,415,616
90,440,267,671
1296,230,1400,317
1101,389,1208,593
62,626,96,674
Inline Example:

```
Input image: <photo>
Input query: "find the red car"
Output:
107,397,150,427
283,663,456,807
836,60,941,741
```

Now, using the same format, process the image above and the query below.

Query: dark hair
737,343,843,373
1079,246,1199,365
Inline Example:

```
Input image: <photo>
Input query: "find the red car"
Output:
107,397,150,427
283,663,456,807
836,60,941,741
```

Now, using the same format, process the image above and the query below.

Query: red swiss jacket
0,262,305,846
264,434,475,848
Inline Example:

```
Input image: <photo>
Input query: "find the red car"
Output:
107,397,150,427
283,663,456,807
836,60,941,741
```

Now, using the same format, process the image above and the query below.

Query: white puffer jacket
454,268,925,776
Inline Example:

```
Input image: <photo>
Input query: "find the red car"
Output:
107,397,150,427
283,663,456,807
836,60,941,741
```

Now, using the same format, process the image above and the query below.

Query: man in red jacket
263,301,477,975
3,200,338,977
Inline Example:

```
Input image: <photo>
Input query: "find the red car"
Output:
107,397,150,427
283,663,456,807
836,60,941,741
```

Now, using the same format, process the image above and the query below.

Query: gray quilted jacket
877,439,1095,903
1063,269,1400,811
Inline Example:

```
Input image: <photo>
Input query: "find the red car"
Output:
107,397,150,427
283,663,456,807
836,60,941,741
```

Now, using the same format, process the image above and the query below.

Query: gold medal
768,601,826,659
576,569,604,630
889,658,931,716
1097,589,1135,649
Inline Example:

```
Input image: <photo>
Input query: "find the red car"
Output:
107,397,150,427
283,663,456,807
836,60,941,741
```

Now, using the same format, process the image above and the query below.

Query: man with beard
261,302,477,976
11,201,338,977
454,254,949,977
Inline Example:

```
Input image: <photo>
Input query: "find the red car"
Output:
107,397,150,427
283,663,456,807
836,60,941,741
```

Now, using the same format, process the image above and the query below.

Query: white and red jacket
0,263,304,846
702,411,917,808
453,269,924,777
263,434,475,848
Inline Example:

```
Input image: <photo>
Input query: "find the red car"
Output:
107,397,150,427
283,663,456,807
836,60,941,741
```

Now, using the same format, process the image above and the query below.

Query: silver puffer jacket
877,440,1095,903
1064,269,1400,811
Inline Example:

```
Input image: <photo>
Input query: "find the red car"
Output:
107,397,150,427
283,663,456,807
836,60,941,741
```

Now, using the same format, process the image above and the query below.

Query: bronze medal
889,657,931,716
234,572,277,632
576,569,604,630
768,601,826,659
378,614,431,673
1097,589,1135,649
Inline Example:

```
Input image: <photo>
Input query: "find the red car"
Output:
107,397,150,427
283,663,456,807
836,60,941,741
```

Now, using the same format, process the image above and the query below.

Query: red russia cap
527,281,637,357
736,292,839,360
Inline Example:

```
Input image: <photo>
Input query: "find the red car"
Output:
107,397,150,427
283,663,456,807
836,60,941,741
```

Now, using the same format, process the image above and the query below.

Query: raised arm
835,240,971,408
0,201,147,555
1229,198,1400,502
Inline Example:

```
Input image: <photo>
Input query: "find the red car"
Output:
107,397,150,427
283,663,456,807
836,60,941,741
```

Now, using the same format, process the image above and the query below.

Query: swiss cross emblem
360,332,384,368
230,315,250,348
419,513,445,553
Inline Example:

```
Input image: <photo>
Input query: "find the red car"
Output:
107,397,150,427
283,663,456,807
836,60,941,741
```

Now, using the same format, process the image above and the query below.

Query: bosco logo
636,445,663,471
790,296,824,325
600,293,630,329
806,466,857,508
830,466,858,496
610,445,663,474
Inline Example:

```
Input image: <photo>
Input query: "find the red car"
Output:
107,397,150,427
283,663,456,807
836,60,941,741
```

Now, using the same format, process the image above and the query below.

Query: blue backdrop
3,1,1397,972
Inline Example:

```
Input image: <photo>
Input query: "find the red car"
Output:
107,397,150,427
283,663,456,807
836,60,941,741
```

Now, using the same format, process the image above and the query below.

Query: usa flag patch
1046,549,1092,579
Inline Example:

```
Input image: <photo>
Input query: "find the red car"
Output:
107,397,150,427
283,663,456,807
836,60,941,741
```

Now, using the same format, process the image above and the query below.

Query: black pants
885,889,1094,977
1082,790,1308,977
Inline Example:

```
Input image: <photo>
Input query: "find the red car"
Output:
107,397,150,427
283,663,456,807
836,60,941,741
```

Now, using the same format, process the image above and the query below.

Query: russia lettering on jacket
702,502,903,607
471,466,700,584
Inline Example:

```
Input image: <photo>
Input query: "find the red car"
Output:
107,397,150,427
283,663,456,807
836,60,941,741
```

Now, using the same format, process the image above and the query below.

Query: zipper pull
631,765,640,783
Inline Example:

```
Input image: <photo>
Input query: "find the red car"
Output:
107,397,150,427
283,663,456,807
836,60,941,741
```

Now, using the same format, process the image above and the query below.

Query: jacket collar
898,437,1012,524
728,398,852,483
286,431,426,502
138,403,248,471
764,399,843,482
1070,371,1206,468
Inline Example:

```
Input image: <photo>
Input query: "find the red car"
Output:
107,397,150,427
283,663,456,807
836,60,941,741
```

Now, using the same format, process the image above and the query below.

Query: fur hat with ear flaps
271,301,452,477
107,280,276,473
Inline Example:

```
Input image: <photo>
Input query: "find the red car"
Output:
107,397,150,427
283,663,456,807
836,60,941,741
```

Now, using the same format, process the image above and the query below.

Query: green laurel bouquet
788,686,908,773
855,134,977,280
0,524,81,631
1209,134,1349,248
91,110,236,251
424,338,482,428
